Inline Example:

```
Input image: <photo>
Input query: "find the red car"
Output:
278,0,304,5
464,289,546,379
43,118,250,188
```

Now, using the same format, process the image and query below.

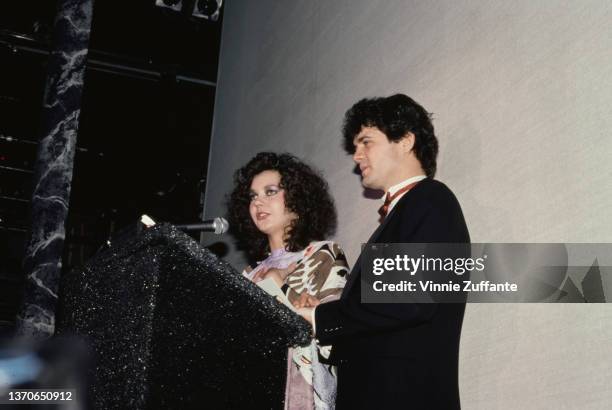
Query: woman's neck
268,233,286,253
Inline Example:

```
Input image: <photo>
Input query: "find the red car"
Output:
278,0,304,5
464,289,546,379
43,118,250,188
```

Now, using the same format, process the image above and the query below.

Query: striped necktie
377,180,420,222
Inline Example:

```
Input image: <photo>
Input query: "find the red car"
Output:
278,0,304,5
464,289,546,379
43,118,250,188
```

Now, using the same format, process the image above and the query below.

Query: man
297,94,470,409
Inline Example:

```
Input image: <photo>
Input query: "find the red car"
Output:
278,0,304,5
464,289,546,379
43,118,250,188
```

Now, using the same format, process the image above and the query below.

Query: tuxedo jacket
315,178,470,410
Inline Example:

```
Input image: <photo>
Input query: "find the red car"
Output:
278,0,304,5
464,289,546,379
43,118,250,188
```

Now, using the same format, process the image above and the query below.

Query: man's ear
401,132,416,154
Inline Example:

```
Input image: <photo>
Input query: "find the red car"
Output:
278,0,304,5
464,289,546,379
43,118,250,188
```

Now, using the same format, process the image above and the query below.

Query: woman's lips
256,212,270,221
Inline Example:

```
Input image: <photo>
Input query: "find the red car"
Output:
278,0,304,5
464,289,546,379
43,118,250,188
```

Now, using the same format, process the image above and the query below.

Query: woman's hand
293,292,321,309
296,306,314,325
253,262,298,287
293,293,320,327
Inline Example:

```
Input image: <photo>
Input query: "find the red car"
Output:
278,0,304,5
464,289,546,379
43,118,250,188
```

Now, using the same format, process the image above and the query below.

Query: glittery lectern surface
56,223,311,409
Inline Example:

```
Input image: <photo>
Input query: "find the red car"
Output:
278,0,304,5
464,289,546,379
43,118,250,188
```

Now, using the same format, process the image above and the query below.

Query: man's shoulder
415,178,454,194
402,178,460,207
387,179,464,229
392,178,470,242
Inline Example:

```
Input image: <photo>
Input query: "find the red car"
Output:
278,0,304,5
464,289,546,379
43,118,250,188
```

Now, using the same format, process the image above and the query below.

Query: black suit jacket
315,178,470,410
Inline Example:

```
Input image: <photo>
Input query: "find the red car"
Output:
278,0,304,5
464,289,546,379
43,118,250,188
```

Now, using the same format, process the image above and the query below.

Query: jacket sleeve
315,290,437,344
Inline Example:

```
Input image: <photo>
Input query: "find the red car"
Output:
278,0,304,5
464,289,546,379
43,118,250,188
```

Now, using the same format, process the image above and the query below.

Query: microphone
175,217,229,234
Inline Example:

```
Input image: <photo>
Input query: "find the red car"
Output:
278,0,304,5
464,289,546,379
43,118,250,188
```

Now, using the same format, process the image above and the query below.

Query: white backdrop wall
203,1,612,408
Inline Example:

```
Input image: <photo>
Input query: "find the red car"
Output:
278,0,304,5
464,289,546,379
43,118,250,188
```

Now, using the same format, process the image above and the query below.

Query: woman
228,152,348,410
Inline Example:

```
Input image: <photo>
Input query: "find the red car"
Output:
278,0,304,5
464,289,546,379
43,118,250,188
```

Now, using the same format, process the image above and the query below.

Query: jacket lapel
341,203,402,298
340,180,430,298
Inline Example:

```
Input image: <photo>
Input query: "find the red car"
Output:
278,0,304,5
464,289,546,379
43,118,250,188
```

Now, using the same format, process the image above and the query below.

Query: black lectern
56,223,311,409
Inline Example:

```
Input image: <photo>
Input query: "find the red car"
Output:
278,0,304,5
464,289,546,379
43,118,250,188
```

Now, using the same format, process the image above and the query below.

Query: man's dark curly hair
342,93,439,177
227,152,337,262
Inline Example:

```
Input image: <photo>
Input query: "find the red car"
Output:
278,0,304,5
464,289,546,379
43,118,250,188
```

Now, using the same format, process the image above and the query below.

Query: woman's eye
266,189,279,196
249,193,257,201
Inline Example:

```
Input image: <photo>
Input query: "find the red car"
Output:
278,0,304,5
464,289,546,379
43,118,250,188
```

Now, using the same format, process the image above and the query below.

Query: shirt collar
383,175,427,213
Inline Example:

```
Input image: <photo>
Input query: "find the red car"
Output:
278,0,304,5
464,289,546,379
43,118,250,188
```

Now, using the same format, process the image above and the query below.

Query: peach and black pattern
285,241,348,304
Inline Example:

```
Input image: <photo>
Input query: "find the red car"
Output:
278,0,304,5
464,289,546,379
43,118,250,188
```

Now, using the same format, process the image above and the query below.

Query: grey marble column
18,0,95,339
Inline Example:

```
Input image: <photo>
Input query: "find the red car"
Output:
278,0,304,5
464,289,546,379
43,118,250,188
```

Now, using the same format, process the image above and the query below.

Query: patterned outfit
243,241,349,409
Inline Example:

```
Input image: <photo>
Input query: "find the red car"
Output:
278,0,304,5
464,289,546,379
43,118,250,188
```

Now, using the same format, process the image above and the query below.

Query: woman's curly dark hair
227,152,337,262
342,93,439,177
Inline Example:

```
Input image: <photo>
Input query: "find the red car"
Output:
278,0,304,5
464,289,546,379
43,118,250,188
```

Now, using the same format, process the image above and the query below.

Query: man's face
352,126,408,191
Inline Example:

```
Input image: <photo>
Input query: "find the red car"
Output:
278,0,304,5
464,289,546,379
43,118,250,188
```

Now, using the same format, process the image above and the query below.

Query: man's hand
253,262,297,286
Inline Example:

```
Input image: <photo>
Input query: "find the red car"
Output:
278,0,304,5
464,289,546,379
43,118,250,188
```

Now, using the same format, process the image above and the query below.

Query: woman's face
249,170,296,238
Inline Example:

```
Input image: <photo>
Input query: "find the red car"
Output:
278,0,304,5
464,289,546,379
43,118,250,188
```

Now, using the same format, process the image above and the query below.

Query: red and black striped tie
378,181,420,222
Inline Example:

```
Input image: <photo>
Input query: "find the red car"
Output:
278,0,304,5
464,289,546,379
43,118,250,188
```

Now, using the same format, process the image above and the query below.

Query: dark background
0,0,222,327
